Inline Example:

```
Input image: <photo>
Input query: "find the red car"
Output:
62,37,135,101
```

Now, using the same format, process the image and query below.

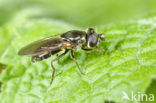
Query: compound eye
88,34,98,47
99,34,105,41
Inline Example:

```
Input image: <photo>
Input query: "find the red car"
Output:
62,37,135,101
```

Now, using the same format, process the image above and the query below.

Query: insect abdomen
31,53,51,62
31,50,61,62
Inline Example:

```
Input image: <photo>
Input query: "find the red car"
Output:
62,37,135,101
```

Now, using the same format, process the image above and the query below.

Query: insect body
18,28,105,85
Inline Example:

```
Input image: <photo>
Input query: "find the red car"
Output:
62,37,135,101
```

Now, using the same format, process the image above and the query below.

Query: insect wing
18,35,63,56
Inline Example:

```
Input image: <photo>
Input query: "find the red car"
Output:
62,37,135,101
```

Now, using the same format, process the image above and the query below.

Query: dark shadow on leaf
0,63,7,74
113,39,124,50
140,78,156,103
105,100,116,103
0,82,2,93
145,78,156,95
0,63,5,93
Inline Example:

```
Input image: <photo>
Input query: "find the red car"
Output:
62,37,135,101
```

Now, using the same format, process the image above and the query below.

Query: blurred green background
1,0,156,27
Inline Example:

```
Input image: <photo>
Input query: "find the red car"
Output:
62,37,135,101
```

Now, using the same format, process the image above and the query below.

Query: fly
18,28,105,85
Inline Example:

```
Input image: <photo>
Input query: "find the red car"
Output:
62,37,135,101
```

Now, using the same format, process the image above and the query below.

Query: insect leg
82,47,105,53
81,48,93,51
70,50,84,75
50,49,69,85
56,54,61,63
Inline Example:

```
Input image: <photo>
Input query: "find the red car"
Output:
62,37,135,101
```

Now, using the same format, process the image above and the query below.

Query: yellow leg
70,50,84,75
50,61,55,85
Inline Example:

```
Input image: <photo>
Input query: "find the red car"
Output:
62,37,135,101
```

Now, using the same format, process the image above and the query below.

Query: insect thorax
61,30,87,46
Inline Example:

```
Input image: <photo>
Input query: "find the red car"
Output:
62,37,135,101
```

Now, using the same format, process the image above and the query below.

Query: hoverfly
18,28,105,85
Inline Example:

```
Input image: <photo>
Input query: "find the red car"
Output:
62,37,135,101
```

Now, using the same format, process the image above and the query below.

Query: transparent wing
18,35,63,56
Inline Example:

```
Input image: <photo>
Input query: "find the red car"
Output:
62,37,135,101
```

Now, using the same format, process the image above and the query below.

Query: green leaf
0,9,156,103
